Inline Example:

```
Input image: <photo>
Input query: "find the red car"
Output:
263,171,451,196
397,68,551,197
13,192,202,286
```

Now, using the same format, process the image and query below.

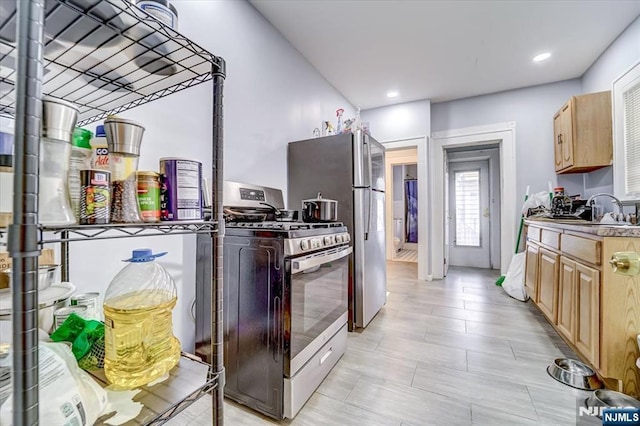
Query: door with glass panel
448,160,490,268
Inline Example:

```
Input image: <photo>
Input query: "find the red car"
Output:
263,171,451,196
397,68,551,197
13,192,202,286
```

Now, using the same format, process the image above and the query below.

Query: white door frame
385,149,418,261
380,136,428,281
430,122,517,280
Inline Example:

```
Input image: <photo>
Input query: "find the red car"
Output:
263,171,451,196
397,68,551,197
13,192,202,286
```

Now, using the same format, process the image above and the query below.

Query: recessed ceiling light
533,52,551,63
387,91,399,98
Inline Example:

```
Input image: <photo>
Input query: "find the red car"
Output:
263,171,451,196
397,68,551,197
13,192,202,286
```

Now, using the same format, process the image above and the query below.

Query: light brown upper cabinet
553,91,612,174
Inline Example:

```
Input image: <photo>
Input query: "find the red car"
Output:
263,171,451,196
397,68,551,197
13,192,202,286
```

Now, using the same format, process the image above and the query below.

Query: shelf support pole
8,0,46,424
211,57,226,426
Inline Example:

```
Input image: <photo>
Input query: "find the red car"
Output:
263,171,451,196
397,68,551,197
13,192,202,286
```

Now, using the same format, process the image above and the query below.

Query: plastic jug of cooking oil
103,249,181,389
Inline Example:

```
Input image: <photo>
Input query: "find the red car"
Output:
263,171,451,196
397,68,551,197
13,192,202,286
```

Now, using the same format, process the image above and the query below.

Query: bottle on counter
103,249,181,389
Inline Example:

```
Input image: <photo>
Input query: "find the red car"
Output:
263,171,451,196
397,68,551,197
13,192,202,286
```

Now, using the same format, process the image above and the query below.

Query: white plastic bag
521,190,551,215
502,253,528,302
0,341,108,426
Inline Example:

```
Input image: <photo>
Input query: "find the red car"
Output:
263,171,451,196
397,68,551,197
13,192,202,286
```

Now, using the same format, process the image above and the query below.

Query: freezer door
365,135,386,192
354,187,387,328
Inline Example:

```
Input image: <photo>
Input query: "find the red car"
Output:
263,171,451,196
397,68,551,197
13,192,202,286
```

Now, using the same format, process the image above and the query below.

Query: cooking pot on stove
302,193,338,223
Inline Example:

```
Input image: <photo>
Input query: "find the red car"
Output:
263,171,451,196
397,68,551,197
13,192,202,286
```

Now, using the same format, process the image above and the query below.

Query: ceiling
250,0,640,109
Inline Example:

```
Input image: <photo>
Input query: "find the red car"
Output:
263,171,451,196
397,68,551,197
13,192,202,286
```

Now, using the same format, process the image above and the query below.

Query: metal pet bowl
585,389,640,418
546,358,603,390
0,264,59,293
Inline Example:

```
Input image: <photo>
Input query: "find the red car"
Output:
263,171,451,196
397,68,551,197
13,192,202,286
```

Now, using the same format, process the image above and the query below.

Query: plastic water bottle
103,249,181,389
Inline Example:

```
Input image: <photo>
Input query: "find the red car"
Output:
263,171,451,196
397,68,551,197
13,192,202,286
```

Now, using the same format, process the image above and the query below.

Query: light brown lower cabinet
574,262,600,368
537,247,560,323
524,244,539,301
557,256,576,342
556,256,599,368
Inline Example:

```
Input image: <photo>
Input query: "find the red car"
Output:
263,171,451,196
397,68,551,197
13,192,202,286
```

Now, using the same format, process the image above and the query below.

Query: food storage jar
105,116,145,223
39,96,79,226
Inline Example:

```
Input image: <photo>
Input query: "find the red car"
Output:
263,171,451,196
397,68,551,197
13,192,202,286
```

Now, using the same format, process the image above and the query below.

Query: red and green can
136,171,161,222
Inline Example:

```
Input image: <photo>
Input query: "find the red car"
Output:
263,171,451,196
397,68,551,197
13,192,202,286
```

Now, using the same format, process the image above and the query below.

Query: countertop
525,218,640,237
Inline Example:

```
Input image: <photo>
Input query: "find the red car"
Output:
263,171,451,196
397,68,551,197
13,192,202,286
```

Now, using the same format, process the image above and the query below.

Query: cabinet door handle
557,133,562,145
609,251,640,276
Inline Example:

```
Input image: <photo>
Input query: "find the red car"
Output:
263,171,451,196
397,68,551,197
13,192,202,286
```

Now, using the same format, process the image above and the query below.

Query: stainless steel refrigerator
288,130,386,328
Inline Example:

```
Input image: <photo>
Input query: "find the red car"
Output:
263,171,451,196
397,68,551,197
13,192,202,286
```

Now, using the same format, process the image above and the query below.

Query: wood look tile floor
168,262,600,426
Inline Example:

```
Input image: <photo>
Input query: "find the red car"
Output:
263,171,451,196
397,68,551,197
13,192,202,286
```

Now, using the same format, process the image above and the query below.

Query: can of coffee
54,305,88,330
160,158,203,221
80,169,111,224
70,292,100,320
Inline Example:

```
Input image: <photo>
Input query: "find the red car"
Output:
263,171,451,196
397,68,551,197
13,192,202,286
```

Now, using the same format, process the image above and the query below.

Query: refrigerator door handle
353,130,365,187
365,140,373,240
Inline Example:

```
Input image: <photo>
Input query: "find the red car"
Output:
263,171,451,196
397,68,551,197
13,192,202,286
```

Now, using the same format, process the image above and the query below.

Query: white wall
68,0,353,352
582,17,640,93
362,100,431,142
558,16,640,201
431,79,582,207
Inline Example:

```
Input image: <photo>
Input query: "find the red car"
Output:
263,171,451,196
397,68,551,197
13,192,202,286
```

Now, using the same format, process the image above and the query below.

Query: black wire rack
0,0,220,125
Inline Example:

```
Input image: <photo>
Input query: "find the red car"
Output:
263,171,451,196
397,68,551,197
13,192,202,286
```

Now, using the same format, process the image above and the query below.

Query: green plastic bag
50,313,105,370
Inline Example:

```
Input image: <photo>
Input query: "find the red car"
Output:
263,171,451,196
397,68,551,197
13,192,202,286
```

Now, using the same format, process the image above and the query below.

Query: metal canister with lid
136,171,161,223
80,169,111,224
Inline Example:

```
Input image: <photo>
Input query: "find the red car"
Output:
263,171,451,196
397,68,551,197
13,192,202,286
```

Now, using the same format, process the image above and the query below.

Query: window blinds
624,81,640,195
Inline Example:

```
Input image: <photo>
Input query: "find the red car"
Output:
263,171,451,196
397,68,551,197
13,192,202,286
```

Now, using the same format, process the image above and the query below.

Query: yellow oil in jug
103,289,181,389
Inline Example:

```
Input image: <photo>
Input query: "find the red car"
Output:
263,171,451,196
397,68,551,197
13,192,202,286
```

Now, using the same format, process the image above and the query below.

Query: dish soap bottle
103,249,181,389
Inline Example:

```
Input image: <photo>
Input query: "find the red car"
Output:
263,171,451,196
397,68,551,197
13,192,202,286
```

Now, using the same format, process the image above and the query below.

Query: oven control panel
286,232,351,256
239,188,265,201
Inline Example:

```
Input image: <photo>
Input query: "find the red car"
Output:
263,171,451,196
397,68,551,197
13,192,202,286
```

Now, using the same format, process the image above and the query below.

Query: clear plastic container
39,137,76,225
105,117,145,223
40,97,79,226
110,152,141,223
103,249,180,389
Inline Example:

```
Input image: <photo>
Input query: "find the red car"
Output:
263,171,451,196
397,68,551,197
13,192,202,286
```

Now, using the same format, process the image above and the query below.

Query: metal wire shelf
90,353,218,426
0,0,220,125
0,221,218,245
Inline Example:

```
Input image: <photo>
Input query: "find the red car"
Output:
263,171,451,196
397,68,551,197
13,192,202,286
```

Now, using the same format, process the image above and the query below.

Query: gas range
225,221,350,257
204,181,351,419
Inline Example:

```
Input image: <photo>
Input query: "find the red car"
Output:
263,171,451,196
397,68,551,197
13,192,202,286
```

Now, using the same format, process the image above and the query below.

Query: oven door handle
292,246,353,274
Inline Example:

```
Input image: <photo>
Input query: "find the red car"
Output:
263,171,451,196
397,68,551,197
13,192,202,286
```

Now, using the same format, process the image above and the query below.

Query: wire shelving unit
0,0,226,424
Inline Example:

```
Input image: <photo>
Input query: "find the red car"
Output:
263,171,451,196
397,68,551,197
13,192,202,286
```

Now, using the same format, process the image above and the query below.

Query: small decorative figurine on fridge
335,108,344,134
323,121,335,136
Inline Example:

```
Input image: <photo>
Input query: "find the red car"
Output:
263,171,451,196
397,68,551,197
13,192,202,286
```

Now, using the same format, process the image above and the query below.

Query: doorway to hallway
385,148,418,264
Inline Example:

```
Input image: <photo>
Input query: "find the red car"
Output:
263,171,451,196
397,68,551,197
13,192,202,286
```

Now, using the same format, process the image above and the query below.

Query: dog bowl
585,389,640,418
546,358,603,390
0,264,59,293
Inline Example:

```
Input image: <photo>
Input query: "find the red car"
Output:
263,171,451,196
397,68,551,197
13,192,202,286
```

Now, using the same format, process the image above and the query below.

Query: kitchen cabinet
557,256,576,342
575,263,600,368
601,237,640,398
0,1,226,423
556,256,600,368
524,244,539,301
537,247,560,323
553,91,612,174
525,221,640,399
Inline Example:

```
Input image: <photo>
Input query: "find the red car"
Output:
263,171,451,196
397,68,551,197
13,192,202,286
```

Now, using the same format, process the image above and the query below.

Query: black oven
285,245,351,377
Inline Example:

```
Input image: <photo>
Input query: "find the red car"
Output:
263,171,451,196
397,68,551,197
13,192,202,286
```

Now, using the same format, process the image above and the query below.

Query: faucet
586,193,624,222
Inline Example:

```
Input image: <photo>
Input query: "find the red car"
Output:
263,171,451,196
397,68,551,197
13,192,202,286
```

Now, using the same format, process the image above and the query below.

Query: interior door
448,160,490,268
443,150,450,275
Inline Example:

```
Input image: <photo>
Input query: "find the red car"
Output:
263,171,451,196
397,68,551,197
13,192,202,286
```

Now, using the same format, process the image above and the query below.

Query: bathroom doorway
385,148,418,263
